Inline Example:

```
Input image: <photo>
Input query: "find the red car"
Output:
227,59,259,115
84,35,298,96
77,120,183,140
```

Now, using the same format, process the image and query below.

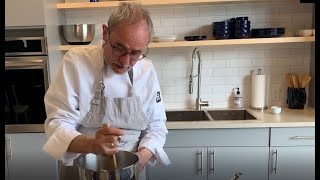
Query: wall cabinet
5,0,45,27
5,133,59,180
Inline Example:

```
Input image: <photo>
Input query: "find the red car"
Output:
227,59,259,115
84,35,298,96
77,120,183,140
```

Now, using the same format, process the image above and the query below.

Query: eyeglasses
108,29,148,61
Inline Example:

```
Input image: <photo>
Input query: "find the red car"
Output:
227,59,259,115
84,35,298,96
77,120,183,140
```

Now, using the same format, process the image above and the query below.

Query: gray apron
59,64,148,180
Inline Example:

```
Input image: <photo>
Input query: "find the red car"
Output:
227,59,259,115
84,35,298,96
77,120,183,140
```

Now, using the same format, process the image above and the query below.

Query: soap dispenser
234,88,243,108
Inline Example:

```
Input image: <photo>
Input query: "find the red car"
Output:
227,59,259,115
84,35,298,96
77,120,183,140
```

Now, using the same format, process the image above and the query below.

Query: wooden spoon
286,73,293,88
301,75,311,88
102,123,118,169
292,74,299,88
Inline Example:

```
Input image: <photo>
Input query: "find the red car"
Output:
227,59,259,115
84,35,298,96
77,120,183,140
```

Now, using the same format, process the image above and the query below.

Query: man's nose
119,53,131,65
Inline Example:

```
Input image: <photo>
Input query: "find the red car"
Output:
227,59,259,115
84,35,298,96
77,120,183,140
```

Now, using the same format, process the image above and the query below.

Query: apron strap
128,68,133,86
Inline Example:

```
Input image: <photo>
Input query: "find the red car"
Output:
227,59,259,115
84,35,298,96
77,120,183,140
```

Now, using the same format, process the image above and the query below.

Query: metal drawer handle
197,150,203,175
5,136,12,160
209,150,215,174
272,150,278,174
291,136,315,139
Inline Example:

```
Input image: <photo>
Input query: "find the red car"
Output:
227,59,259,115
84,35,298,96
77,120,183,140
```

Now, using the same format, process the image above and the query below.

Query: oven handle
5,58,46,70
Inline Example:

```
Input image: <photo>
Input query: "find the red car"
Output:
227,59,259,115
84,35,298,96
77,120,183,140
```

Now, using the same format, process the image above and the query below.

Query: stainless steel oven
5,27,49,127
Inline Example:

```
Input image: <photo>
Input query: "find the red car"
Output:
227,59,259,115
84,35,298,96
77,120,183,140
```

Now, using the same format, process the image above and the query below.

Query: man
43,2,170,179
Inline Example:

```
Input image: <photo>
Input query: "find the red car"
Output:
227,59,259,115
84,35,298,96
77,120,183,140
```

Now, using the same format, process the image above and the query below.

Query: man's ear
102,24,109,41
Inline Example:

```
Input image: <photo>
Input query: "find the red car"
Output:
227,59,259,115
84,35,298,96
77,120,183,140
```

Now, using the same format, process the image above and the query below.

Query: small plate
184,35,207,41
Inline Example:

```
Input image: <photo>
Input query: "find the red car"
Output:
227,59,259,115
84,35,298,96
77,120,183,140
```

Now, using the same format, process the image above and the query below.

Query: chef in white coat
42,2,170,179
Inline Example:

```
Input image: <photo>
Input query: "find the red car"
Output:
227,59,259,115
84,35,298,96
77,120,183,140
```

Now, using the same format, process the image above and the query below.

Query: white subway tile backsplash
238,68,254,76
292,13,313,22
252,58,277,67
238,50,264,58
206,60,226,68
186,16,214,26
213,51,238,60
154,27,174,35
149,8,174,18
160,17,187,27
151,18,161,27
174,7,199,17
173,26,200,36
200,7,227,16
252,4,280,14
226,59,252,67
213,68,238,76
277,57,304,66
66,2,313,109
226,6,253,15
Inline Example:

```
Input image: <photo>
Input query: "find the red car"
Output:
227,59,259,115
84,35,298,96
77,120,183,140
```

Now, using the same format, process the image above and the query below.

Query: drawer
164,128,269,147
270,127,315,146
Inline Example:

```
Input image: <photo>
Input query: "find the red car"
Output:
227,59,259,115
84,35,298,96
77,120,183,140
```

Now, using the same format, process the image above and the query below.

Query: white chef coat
42,45,170,166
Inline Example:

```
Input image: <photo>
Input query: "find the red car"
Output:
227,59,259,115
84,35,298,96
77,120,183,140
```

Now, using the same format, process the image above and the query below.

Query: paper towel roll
251,74,266,109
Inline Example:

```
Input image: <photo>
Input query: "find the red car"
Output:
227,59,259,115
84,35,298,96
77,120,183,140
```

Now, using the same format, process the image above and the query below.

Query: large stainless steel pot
76,151,139,180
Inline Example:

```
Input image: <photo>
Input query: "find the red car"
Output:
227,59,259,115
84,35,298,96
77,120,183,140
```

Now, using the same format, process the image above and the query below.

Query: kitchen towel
251,74,267,109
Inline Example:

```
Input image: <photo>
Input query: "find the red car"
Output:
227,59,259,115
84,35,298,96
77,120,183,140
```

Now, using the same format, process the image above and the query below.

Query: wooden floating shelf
56,0,299,9
59,36,314,51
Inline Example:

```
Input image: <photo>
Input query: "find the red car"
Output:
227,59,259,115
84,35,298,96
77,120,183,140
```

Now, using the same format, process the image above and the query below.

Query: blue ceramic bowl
230,16,249,21
213,29,231,39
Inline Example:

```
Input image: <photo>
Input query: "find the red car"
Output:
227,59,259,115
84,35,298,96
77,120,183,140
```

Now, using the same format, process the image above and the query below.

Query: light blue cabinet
208,147,269,180
269,127,315,180
5,133,58,180
269,146,315,180
147,127,315,180
147,128,270,180
148,147,208,180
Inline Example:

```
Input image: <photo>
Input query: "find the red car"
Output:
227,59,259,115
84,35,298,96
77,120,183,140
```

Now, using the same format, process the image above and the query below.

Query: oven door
5,56,49,125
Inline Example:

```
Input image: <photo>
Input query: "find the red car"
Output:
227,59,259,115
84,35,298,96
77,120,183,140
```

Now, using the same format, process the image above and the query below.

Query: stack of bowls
212,16,251,40
212,20,232,39
230,17,251,39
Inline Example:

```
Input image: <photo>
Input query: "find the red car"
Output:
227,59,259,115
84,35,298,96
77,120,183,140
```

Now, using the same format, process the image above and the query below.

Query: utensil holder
286,87,306,109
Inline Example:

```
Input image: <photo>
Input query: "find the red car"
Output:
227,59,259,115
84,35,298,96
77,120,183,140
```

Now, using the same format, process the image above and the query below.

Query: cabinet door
6,133,58,180
147,147,207,180
5,0,45,27
5,136,9,180
269,146,315,180
208,147,269,180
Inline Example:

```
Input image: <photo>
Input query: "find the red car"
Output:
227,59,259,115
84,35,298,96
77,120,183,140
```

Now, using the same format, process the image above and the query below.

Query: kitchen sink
166,110,211,121
206,110,257,120
166,109,257,121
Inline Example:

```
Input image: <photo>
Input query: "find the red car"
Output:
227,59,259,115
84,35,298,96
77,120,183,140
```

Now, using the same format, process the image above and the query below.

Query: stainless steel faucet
189,47,209,111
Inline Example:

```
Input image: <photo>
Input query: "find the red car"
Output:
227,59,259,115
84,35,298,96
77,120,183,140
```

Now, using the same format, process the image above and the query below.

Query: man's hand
67,125,123,156
135,147,154,171
92,125,124,155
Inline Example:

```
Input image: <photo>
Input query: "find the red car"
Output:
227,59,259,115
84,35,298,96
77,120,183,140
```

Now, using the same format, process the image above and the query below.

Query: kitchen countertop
5,107,315,133
166,107,315,129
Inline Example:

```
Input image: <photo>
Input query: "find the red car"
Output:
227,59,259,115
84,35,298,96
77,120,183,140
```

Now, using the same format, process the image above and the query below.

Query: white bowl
296,29,313,37
153,35,177,42
271,106,282,115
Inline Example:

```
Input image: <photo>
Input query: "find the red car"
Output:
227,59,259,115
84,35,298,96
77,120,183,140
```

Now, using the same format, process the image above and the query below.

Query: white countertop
166,107,315,129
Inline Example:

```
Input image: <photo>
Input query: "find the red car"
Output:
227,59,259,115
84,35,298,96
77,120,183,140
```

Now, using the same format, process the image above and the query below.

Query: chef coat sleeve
138,67,171,166
42,49,83,165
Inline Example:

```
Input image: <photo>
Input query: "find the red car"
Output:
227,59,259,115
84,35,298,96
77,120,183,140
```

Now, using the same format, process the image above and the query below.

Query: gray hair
108,2,154,42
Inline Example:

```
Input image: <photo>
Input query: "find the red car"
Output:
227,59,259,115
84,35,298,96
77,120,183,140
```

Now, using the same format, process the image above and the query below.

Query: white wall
44,0,67,83
61,1,314,109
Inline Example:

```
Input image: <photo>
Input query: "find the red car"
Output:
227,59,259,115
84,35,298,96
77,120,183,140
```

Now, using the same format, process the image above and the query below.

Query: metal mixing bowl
60,24,95,45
